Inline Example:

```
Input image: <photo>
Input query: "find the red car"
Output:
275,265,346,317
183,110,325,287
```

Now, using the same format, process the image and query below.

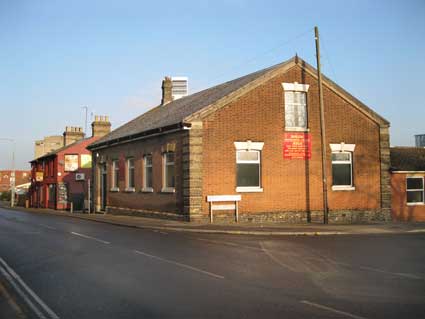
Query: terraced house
88,56,391,223
390,147,425,221
30,117,111,210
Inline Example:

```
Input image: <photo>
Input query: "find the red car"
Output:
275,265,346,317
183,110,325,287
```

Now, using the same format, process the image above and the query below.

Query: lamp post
0,138,15,207
82,106,88,137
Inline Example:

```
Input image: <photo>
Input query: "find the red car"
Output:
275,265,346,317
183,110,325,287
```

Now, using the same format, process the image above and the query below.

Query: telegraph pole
315,26,329,224
11,143,15,208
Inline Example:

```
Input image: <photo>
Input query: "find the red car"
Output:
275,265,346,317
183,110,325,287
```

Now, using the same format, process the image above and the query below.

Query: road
0,207,424,319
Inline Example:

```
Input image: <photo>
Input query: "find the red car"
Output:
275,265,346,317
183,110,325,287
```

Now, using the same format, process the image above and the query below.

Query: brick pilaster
379,126,392,220
183,121,203,221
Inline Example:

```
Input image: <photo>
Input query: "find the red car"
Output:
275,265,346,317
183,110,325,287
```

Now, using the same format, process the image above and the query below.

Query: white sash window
282,82,309,132
406,177,424,204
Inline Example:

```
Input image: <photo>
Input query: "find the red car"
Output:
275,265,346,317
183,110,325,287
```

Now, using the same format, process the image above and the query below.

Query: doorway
100,164,107,211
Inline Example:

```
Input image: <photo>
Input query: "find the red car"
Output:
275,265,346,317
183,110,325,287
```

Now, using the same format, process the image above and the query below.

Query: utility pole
87,178,91,214
11,143,15,208
315,26,329,224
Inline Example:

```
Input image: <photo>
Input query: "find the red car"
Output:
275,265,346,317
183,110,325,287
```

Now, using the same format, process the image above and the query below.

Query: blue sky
0,0,424,169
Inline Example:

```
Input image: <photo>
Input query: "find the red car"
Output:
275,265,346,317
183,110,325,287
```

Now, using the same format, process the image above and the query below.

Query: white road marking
133,249,224,279
301,300,368,319
0,266,46,318
407,229,425,233
39,224,57,230
197,238,261,251
331,260,423,280
0,279,25,317
0,257,59,319
152,230,168,235
358,265,423,280
260,241,297,272
70,232,110,244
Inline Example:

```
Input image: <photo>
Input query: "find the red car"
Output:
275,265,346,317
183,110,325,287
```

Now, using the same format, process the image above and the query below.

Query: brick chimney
63,126,85,146
161,76,173,105
91,115,111,137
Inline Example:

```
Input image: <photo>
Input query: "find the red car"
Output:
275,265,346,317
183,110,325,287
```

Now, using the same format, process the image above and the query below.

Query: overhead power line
319,33,338,83
191,27,314,92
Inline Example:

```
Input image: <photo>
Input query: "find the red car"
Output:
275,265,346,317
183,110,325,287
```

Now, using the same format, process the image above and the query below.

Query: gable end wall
200,65,388,223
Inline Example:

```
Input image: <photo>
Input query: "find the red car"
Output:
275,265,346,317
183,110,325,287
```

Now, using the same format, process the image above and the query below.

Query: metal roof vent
171,77,188,100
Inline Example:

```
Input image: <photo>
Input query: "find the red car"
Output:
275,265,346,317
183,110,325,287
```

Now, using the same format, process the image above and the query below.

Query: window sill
110,187,120,192
236,187,263,193
161,187,175,193
332,186,355,191
125,187,136,193
141,187,154,193
406,202,425,206
285,127,309,132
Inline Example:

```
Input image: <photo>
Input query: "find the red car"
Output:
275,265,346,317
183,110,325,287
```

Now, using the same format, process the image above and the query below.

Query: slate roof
89,55,389,149
390,147,425,171
30,138,90,163
89,58,295,149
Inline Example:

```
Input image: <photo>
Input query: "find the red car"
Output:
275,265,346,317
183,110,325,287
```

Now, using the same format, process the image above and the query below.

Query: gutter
391,171,425,174
87,122,192,151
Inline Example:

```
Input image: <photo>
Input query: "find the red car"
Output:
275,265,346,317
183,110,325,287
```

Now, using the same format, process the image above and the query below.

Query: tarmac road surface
0,207,424,318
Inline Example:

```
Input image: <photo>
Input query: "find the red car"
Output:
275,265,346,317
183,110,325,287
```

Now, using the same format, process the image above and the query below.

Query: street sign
36,171,44,182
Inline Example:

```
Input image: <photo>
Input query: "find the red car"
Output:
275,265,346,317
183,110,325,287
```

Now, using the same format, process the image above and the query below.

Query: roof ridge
89,55,388,150
90,57,295,148
31,137,92,162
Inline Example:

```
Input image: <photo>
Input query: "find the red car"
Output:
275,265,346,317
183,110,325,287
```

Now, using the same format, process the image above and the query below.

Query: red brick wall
96,131,184,214
202,65,381,215
56,137,100,209
391,173,425,221
0,170,30,192
29,136,100,210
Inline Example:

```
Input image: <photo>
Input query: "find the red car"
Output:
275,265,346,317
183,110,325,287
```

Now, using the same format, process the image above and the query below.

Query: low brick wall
191,210,391,224
106,206,391,224
106,206,188,221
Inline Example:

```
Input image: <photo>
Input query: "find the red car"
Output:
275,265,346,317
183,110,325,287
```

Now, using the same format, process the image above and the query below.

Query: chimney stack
63,126,85,146
161,76,173,105
91,115,112,137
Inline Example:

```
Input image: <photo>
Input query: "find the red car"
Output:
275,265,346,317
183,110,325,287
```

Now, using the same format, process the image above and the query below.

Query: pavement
0,206,424,318
1,201,425,236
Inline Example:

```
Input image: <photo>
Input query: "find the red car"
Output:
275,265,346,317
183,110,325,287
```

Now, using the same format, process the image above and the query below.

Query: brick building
34,135,64,159
30,117,111,210
88,56,391,223
390,147,425,221
0,170,31,193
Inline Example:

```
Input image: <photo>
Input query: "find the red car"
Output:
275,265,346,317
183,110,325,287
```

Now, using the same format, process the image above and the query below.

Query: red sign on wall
283,133,311,159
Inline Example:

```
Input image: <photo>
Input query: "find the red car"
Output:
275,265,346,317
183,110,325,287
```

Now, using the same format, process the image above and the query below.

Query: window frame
162,152,175,193
50,160,54,177
331,151,355,191
142,154,153,192
235,149,262,192
282,82,310,132
48,184,56,203
45,160,49,177
125,157,135,192
406,176,425,205
111,160,120,191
